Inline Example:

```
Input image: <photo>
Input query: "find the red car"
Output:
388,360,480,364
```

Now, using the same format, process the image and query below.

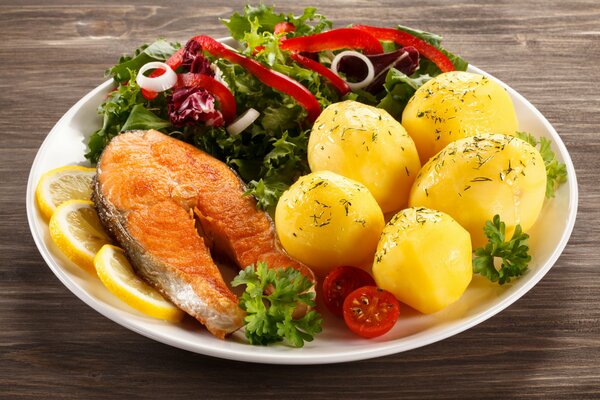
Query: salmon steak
93,129,314,338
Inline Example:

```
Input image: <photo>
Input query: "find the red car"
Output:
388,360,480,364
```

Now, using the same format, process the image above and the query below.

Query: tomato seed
351,307,363,316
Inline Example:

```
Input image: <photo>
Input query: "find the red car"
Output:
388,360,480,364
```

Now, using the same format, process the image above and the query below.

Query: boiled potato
308,100,421,213
402,71,518,163
409,133,546,248
275,171,384,275
373,207,472,314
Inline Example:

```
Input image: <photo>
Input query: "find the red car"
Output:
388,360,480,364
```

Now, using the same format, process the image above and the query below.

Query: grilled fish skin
93,130,313,338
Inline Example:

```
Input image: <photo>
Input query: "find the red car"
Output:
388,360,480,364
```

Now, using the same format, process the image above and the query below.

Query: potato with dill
308,100,421,213
275,171,384,275
409,133,546,248
402,71,518,163
373,207,472,314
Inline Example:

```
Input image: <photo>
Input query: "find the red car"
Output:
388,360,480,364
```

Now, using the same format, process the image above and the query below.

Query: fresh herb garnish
516,131,567,198
231,262,322,347
472,215,531,285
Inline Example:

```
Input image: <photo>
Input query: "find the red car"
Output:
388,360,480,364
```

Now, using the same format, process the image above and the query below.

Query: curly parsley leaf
473,215,531,285
516,131,567,198
231,262,322,347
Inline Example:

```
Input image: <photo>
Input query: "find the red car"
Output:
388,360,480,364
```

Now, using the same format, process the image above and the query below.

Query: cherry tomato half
322,266,375,317
343,286,400,338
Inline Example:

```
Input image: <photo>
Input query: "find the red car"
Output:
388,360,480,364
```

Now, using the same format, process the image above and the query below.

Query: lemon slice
36,166,96,220
49,200,111,273
94,245,184,322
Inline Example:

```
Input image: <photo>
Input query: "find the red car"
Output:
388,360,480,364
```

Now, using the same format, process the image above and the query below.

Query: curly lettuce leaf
222,5,331,42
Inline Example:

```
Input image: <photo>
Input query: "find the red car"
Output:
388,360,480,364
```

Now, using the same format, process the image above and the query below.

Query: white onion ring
330,50,375,91
226,108,260,136
136,62,177,92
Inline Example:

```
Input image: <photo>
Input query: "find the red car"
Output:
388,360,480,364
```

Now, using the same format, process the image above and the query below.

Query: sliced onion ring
226,108,260,136
136,62,177,93
330,50,375,91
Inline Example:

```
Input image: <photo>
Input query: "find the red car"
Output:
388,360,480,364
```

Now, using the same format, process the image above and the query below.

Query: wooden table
1,1,598,398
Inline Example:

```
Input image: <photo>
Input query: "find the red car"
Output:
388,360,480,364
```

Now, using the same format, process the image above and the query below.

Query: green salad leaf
110,39,180,83
85,69,143,162
85,68,174,163
377,68,433,118
515,131,568,198
231,262,322,347
121,104,171,132
397,24,468,73
397,24,442,47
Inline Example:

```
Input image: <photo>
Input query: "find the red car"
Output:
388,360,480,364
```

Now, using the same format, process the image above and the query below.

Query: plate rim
26,48,579,365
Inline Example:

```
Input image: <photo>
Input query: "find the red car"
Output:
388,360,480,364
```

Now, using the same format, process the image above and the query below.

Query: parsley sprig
231,262,322,347
516,131,567,198
473,215,531,284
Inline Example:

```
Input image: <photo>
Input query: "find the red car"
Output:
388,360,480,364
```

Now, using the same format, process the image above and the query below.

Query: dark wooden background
1,1,598,398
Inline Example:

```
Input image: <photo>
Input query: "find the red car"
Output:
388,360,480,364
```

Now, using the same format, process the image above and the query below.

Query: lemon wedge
49,200,111,273
36,166,96,220
94,245,184,322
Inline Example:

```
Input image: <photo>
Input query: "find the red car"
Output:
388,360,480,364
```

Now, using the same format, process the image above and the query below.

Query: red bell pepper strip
252,45,265,56
290,53,350,95
274,22,296,35
175,73,237,123
188,35,321,122
162,47,185,71
351,25,455,73
141,48,186,100
280,28,384,55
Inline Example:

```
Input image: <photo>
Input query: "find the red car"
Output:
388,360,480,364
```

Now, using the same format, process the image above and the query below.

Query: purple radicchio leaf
338,47,420,93
168,86,224,127
181,39,214,75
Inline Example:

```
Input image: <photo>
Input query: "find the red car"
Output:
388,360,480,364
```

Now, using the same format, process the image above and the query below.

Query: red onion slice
330,50,375,90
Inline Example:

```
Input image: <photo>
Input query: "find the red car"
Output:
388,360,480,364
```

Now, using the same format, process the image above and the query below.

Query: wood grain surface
1,1,599,398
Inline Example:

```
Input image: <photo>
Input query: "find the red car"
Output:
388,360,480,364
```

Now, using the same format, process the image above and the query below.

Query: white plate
26,38,578,364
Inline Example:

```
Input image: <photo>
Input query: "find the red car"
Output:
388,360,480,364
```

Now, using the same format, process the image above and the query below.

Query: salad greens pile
86,40,179,163
85,4,467,212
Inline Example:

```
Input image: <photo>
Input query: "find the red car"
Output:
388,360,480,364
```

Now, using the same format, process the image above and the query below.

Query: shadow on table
4,246,586,398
